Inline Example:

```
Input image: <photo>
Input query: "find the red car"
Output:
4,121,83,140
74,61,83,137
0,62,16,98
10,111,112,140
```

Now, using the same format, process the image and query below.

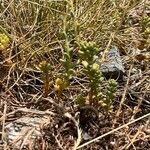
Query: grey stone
100,46,125,80
5,116,50,149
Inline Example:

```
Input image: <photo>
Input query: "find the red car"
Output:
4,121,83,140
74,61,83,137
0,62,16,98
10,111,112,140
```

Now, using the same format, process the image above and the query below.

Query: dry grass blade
113,64,133,125
1,102,7,141
20,128,35,150
125,125,144,149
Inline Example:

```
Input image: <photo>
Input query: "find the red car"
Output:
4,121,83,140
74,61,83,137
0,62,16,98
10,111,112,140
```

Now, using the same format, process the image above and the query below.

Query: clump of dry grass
0,0,150,149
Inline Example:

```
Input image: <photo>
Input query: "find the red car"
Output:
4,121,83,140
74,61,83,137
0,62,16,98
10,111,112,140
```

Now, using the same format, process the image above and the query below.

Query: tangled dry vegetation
0,0,150,149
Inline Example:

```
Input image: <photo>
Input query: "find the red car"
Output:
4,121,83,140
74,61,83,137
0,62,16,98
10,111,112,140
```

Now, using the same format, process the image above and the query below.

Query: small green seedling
54,77,66,100
39,61,51,97
103,79,117,111
76,95,86,107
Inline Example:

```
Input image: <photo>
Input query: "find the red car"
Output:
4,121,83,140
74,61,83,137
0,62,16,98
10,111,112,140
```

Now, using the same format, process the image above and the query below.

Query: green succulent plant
0,33,10,51
103,79,117,111
39,61,51,74
39,61,52,97
78,41,104,106
78,41,99,63
141,15,150,37
60,45,74,84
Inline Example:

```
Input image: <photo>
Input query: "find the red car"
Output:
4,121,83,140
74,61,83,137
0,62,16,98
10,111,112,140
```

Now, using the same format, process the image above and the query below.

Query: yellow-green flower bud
92,63,99,71
0,33,10,50
82,60,88,68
